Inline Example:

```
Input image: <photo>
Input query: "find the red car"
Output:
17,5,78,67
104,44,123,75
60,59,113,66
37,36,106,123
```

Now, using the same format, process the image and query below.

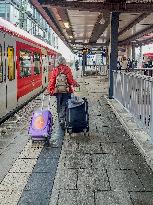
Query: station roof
30,0,153,51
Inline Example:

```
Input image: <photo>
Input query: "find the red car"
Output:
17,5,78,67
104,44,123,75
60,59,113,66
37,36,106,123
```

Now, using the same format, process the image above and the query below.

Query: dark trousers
56,93,71,123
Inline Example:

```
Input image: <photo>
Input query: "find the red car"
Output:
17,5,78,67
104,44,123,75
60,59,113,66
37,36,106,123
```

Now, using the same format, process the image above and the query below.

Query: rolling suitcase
28,93,53,144
66,96,89,135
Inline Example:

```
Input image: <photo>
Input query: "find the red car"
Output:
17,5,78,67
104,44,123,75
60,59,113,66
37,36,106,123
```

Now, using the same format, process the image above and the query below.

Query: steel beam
44,7,74,50
44,7,66,37
89,13,110,43
109,12,119,99
41,1,153,13
57,8,74,39
30,0,62,38
119,13,151,36
30,0,73,50
71,42,106,46
119,24,153,46
106,13,151,46
133,38,153,47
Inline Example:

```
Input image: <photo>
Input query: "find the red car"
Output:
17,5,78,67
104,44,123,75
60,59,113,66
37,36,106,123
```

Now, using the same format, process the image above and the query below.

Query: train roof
0,17,58,55
143,52,153,56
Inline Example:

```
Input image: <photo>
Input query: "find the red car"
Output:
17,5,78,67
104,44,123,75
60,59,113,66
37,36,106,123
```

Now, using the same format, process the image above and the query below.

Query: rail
113,70,153,141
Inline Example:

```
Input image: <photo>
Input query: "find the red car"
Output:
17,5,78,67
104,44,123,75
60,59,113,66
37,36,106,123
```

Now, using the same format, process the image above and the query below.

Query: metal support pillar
82,53,86,76
137,45,142,68
106,46,109,67
132,44,135,60
109,12,119,99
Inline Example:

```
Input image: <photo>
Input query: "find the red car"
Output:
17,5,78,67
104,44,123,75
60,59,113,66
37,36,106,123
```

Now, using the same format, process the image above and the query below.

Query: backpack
55,67,69,93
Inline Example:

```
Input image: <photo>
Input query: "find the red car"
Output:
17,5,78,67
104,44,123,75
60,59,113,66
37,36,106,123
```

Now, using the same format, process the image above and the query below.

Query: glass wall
0,0,59,49
0,4,10,20
10,5,19,25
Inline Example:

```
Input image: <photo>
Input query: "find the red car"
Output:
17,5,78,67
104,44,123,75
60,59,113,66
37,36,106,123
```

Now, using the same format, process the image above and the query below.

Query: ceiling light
64,22,70,29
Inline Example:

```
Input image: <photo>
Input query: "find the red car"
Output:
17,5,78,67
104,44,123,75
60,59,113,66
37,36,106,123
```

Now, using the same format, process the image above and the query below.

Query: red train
0,17,59,121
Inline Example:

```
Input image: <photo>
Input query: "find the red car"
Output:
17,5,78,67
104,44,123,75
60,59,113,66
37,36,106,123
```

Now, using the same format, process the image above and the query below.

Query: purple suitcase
28,94,53,144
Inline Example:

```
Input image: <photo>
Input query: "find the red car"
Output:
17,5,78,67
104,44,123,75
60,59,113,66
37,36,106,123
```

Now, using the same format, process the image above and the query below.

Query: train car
0,17,59,121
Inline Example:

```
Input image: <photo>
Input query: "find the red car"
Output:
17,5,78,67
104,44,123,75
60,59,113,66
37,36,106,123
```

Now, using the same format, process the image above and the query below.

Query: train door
48,55,55,80
5,34,17,113
42,49,48,87
0,32,6,118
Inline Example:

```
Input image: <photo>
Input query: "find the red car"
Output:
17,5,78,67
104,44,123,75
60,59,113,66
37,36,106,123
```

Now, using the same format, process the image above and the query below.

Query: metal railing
113,70,153,141
85,65,108,76
120,68,153,76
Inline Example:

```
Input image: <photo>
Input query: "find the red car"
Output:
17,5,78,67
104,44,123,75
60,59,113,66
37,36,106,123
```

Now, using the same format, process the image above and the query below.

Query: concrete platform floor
50,76,153,205
0,75,153,205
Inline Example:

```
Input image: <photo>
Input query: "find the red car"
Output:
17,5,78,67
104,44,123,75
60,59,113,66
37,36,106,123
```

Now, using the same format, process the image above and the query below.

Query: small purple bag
28,94,53,143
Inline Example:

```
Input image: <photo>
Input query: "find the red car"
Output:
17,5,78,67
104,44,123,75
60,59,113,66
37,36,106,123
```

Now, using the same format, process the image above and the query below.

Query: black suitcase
66,97,89,135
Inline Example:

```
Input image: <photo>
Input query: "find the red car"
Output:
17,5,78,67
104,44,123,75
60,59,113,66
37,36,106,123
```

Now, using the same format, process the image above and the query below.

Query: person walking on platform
75,60,79,71
127,58,132,72
47,55,79,129
74,59,80,78
117,60,122,70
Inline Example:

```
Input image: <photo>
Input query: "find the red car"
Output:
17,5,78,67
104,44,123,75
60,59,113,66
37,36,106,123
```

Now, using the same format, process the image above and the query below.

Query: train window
19,50,32,77
0,45,2,82
8,47,15,81
34,53,41,74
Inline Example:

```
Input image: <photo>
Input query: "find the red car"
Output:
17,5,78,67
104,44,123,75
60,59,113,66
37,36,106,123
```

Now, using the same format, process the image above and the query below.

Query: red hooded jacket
47,64,77,94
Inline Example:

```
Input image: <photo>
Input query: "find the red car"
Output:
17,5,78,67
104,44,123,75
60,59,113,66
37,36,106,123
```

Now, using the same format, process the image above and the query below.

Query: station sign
82,47,88,54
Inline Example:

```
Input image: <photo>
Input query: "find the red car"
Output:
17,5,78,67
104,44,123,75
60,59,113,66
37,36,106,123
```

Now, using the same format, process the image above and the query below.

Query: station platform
0,75,153,205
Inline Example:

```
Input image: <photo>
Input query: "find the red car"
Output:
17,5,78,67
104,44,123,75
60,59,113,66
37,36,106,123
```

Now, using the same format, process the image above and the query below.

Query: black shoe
60,122,65,130
59,117,66,129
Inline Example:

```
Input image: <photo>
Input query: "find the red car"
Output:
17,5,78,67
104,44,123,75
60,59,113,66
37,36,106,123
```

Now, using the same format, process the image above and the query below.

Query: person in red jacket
47,55,79,128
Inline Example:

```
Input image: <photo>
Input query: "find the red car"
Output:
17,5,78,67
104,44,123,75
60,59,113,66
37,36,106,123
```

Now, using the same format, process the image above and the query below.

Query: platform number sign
82,47,88,54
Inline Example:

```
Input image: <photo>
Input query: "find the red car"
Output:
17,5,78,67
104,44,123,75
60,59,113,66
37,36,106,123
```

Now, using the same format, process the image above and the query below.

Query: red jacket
47,64,77,94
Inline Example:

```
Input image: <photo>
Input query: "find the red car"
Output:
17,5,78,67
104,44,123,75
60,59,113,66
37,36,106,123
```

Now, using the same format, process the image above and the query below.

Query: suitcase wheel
83,128,89,136
67,128,73,136
31,136,34,143
45,136,50,146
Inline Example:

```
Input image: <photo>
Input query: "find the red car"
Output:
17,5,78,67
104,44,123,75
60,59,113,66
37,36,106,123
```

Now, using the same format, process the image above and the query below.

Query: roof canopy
30,0,153,51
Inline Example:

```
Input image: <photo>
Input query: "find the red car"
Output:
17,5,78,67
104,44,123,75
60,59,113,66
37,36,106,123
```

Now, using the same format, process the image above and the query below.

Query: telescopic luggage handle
41,93,51,111
48,94,51,110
